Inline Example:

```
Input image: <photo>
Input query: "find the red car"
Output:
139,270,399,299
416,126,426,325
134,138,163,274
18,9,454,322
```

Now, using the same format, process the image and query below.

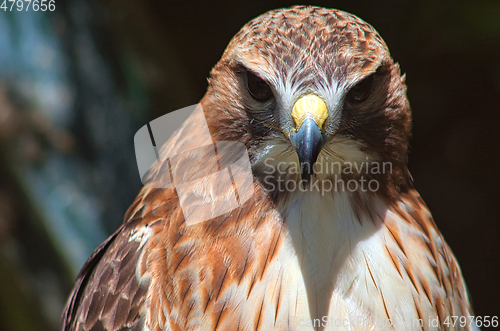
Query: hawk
61,6,478,331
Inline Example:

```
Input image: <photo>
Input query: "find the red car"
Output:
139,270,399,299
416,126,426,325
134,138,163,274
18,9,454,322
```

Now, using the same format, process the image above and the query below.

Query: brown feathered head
201,6,412,199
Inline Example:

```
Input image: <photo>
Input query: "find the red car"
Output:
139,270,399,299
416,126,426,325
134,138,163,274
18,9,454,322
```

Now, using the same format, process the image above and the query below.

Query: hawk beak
289,94,328,182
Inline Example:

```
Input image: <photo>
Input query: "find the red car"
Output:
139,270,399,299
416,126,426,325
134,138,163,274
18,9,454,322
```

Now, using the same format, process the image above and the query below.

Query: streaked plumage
62,6,477,331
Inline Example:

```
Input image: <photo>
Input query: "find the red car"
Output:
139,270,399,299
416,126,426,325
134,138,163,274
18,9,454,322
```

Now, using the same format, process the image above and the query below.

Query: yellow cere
291,94,328,131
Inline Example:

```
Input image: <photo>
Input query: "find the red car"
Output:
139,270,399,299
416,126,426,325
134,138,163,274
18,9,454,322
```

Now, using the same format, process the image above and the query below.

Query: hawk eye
247,72,273,101
346,74,374,104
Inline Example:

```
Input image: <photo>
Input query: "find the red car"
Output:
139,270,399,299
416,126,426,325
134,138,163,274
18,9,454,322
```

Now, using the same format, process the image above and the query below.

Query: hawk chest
224,191,393,331
139,191,431,330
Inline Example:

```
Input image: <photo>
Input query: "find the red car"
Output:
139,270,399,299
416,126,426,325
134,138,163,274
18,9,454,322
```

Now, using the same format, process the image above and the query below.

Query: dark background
0,0,498,329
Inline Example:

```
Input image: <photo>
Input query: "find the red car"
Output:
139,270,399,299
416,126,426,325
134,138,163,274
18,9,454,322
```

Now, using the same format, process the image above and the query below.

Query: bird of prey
61,6,478,331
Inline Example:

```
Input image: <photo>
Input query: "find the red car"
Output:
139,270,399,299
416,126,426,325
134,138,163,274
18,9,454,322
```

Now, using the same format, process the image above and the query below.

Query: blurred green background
0,1,498,330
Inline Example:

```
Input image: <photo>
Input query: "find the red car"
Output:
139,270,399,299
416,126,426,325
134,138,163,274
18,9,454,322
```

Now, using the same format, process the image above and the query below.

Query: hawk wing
60,189,168,331
376,189,477,330
61,221,147,331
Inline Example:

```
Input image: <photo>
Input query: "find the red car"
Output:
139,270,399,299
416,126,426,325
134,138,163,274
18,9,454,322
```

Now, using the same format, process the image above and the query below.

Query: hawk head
202,6,412,200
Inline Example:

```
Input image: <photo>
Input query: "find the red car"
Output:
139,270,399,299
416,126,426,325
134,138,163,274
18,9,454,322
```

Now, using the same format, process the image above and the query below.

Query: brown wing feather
61,220,150,331
387,189,475,329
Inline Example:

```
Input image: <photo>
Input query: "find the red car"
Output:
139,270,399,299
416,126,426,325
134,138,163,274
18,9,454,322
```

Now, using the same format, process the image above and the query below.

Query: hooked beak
289,94,328,182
